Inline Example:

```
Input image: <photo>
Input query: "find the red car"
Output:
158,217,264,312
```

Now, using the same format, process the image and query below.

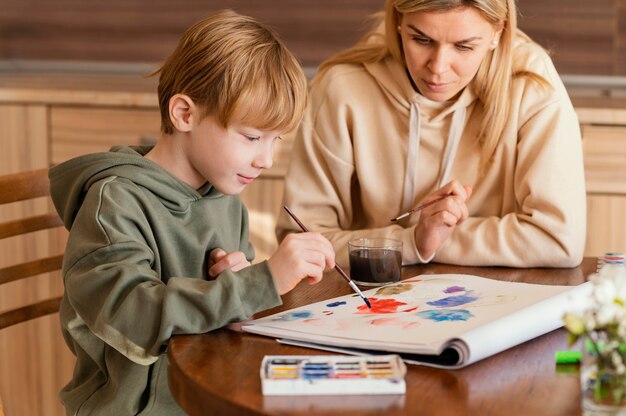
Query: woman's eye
456,44,473,51
412,37,431,45
244,135,260,142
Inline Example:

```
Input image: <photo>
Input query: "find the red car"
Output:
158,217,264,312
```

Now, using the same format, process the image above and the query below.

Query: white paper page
244,274,582,366
455,280,592,367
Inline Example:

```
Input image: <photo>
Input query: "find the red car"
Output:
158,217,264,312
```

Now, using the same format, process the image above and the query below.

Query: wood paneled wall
0,0,381,68
518,0,616,75
0,0,624,75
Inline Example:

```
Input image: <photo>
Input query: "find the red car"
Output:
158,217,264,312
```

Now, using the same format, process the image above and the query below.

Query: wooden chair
0,168,65,329
0,168,65,415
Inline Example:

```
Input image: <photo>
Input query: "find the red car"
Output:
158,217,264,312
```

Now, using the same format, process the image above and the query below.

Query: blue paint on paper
417,309,474,322
326,301,347,307
427,291,478,307
443,286,465,294
274,310,313,321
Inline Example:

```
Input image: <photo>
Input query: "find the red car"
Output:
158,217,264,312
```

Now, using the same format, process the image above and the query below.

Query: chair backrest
0,168,65,329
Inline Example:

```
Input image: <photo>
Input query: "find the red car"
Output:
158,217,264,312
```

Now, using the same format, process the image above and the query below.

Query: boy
49,10,335,415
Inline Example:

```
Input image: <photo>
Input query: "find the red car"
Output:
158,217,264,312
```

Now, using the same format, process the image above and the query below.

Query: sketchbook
243,274,592,369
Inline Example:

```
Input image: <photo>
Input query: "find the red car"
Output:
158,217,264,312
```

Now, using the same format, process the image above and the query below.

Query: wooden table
168,258,595,416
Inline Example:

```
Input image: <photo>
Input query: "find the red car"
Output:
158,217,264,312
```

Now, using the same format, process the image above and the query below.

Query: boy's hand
267,233,335,295
414,180,472,260
225,320,249,332
208,248,251,278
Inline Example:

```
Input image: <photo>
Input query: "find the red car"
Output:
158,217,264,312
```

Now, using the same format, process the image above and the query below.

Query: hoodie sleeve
62,178,281,365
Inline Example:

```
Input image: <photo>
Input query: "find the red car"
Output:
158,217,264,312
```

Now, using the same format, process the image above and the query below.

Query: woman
276,0,586,268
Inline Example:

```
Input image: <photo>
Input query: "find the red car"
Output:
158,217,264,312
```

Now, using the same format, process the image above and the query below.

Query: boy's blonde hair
315,0,549,169
154,9,307,135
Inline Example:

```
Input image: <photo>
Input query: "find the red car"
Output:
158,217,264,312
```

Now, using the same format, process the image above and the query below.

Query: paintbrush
282,205,372,309
390,196,448,222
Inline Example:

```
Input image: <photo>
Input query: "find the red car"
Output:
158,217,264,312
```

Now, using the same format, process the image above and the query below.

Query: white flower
596,303,622,327
619,319,626,339
564,263,626,376
613,273,626,298
563,313,585,335
611,350,626,375
593,276,618,307
612,350,621,365
583,310,596,331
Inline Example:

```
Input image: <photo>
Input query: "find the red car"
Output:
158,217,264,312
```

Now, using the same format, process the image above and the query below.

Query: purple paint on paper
417,309,474,322
427,291,478,307
326,301,347,307
274,310,313,321
443,286,465,294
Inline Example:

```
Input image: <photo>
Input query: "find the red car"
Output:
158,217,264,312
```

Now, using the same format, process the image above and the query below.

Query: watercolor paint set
260,354,406,396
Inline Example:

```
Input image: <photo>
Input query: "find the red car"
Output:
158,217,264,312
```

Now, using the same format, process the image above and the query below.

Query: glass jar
581,337,626,414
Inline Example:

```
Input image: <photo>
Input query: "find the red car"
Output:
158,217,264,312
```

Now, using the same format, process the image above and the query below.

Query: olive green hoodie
49,146,281,415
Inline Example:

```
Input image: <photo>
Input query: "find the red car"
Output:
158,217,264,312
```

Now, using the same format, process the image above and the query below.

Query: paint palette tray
260,354,406,396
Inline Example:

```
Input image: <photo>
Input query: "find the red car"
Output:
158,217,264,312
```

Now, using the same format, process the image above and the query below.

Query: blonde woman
277,0,586,268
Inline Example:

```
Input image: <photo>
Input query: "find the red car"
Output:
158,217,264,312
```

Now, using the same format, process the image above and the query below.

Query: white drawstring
402,100,421,213
402,100,467,213
438,106,466,188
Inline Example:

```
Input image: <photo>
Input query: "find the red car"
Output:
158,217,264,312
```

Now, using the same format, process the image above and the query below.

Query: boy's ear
168,94,196,132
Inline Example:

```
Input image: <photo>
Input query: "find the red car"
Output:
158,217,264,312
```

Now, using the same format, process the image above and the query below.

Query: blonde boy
50,10,334,415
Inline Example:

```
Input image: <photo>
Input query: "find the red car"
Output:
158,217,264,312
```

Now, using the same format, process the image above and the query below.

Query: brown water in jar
349,248,402,286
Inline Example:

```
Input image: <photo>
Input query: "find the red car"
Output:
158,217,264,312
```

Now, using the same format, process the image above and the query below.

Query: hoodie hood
49,146,219,229
364,57,476,212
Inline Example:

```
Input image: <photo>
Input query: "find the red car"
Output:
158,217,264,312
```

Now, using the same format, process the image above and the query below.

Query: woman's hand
414,180,472,260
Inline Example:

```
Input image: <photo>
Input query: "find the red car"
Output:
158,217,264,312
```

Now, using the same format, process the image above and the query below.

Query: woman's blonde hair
315,0,548,168
153,9,307,135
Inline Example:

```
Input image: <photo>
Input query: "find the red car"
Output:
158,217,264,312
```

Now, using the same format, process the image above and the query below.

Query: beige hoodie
277,39,586,268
